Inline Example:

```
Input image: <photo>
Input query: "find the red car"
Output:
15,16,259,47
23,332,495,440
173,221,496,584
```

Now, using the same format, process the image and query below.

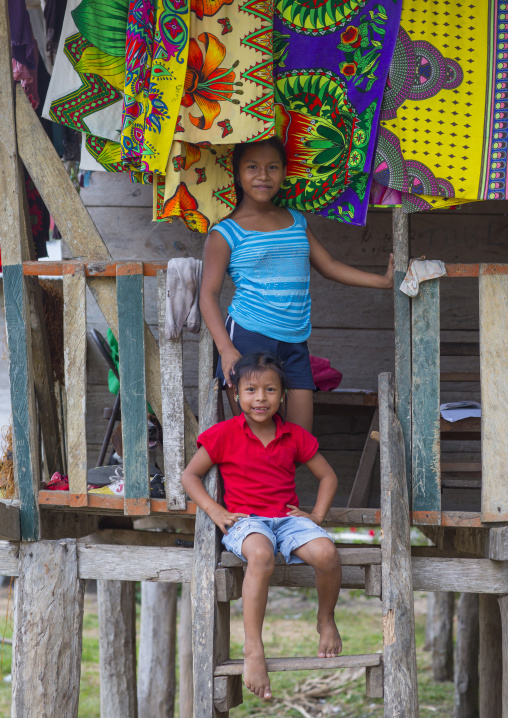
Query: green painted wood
392,208,412,505
411,279,441,520
3,265,39,540
116,267,149,507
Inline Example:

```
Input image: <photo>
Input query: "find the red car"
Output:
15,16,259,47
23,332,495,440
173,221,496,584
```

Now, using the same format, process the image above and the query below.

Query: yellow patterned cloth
372,0,500,210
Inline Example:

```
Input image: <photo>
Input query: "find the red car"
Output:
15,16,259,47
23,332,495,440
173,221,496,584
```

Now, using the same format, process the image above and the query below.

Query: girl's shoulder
286,208,307,229
211,217,244,251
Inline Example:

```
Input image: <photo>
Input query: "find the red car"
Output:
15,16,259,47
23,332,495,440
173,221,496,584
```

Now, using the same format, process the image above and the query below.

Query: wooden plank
77,544,193,582
116,263,150,516
0,502,20,541
97,581,138,718
479,595,502,717
365,564,382,599
454,593,479,718
0,540,20,576
489,528,508,561
179,583,194,718
347,408,379,507
412,279,441,523
366,663,384,698
215,653,382,676
379,372,419,717
79,528,194,548
393,207,412,501
499,595,508,718
221,546,381,567
63,265,88,507
11,540,85,717
38,490,196,514
480,269,508,522
157,270,186,510
412,557,508,593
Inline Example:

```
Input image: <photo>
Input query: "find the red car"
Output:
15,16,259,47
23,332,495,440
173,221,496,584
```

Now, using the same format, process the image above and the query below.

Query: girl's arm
286,451,338,525
181,446,248,533
308,227,393,289
199,231,242,387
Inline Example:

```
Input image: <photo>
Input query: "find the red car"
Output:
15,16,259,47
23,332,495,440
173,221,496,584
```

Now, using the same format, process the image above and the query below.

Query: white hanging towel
165,258,203,339
399,256,447,297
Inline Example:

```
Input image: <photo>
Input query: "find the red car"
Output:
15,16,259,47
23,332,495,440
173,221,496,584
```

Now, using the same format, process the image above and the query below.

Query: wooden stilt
454,593,479,718
424,592,435,651
97,580,138,718
179,583,194,718
138,582,177,718
11,540,85,717
479,594,502,718
432,592,454,682
379,372,419,718
498,594,508,718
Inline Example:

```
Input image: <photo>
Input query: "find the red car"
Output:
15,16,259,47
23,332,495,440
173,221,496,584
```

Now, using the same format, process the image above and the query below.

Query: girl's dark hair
231,351,289,419
232,137,287,205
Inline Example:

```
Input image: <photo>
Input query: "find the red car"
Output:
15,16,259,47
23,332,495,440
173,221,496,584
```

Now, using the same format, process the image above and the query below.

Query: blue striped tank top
213,208,311,343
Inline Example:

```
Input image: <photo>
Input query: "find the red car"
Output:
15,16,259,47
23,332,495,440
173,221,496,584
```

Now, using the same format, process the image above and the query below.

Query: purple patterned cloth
273,0,401,226
8,0,36,69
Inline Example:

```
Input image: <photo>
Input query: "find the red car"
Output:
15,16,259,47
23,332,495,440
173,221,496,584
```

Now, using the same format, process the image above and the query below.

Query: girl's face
237,144,287,204
237,368,284,425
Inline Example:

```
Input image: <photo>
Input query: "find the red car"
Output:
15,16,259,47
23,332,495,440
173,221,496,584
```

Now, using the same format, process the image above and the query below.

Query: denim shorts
222,515,331,565
216,316,315,391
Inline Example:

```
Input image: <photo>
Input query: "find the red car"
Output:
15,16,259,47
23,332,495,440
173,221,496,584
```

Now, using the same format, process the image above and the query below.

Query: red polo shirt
197,413,319,517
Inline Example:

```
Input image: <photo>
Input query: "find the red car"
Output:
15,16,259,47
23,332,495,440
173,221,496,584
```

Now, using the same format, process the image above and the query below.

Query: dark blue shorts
216,316,315,391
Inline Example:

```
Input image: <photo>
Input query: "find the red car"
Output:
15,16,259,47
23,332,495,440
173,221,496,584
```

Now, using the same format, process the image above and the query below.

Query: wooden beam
221,546,381,567
77,543,193,582
480,268,508,522
63,264,88,507
454,593,479,718
0,502,20,541
117,263,150,516
392,207,412,501
489,528,508,560
11,540,85,717
347,408,379,508
479,594,502,718
412,279,441,524
379,372,419,717
215,653,382,675
157,270,186,510
98,581,138,718
79,528,194,548
179,583,194,718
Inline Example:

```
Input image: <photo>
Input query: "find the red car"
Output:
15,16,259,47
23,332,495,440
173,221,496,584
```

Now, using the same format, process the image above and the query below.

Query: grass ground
0,583,455,718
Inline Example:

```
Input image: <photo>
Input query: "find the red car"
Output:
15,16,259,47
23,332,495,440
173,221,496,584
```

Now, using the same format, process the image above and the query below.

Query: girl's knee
243,540,275,573
313,540,340,571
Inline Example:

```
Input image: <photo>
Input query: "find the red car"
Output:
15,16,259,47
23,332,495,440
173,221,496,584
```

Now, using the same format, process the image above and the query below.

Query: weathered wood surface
479,594,502,718
215,653,382,675
77,544,193,582
489,528,508,560
221,546,381,567
366,663,384,699
98,580,138,718
0,502,20,541
179,583,194,718
424,592,435,651
117,263,150,515
393,207,412,501
64,265,88,507
498,595,508,718
412,279,441,522
379,372,419,717
454,593,479,718
0,540,20,575
365,564,382,599
347,408,379,507
479,270,508,522
80,528,194,548
157,270,186,510
11,540,85,718
431,592,454,682
138,582,177,718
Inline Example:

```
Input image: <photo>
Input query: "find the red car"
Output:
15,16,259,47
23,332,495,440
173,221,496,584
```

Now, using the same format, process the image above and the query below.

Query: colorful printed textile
272,0,401,226
373,1,502,210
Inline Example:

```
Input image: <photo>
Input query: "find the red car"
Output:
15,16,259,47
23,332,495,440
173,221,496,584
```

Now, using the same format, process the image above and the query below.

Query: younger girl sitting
181,352,342,701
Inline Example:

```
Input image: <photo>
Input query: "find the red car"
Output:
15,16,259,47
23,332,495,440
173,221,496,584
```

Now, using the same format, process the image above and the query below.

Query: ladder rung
221,546,381,568
214,653,382,676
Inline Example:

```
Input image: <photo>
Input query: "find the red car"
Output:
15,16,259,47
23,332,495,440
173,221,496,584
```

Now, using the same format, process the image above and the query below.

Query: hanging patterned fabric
373,0,501,210
272,0,401,226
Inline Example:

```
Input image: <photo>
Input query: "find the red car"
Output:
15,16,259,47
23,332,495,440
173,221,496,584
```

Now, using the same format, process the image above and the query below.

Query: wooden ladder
191,370,419,717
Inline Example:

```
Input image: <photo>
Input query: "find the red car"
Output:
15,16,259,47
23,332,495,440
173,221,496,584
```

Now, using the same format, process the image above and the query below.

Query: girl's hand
286,504,323,525
208,505,249,534
384,253,394,289
221,347,242,388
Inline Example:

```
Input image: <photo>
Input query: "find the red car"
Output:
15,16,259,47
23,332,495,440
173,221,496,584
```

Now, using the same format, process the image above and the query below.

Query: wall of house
75,172,508,510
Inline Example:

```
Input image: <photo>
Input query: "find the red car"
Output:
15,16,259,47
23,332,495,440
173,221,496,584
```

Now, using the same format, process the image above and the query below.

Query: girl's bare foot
317,617,342,658
243,642,272,699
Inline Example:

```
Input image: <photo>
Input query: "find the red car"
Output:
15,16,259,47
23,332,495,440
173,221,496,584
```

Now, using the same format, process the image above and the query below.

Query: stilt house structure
1,0,508,716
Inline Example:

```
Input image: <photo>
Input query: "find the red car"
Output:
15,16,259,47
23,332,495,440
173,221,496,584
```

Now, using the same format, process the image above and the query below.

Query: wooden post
117,263,150,516
424,592,435,650
97,580,138,718
479,594,502,718
157,270,187,510
412,278,441,525
11,540,85,716
138,582,177,718
498,595,508,718
392,207,412,502
479,268,508,522
454,593,479,718
379,372,419,718
179,583,194,718
63,264,88,507
0,0,40,540
432,592,454,682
